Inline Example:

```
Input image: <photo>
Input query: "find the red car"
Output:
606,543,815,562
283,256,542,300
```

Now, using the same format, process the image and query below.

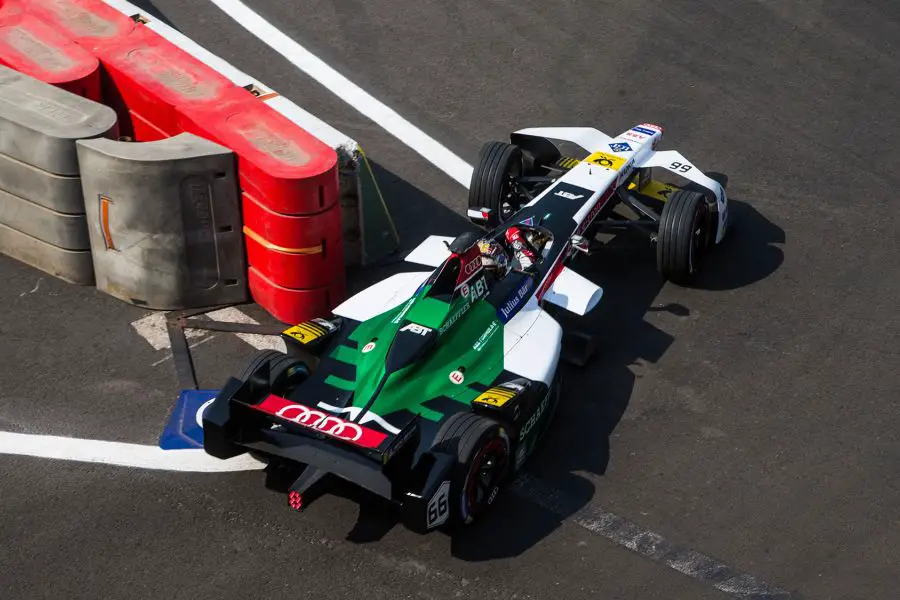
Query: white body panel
516,124,660,232
542,267,604,316
636,150,729,243
404,235,454,268
514,123,728,244
512,127,615,152
502,301,562,386
332,271,431,321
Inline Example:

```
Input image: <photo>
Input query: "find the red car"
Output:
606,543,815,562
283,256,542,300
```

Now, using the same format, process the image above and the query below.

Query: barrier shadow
343,160,475,294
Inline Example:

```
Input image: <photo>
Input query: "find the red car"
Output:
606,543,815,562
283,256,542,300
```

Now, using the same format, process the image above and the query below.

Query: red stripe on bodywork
537,187,615,301
254,394,388,449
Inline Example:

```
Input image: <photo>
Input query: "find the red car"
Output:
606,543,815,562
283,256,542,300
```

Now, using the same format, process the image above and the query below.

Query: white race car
202,122,731,531
465,122,730,283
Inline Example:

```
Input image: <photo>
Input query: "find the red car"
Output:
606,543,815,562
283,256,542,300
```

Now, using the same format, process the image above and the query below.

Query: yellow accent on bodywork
555,156,581,169
627,179,681,202
283,321,327,343
584,151,626,171
473,387,517,407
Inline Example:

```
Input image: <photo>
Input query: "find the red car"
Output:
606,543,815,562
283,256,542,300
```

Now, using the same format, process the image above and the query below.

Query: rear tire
432,413,511,529
656,190,710,284
468,141,524,228
234,349,310,395
233,350,311,467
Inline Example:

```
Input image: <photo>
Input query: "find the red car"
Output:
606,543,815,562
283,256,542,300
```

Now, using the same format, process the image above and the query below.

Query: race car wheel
234,349,310,395
432,413,511,529
656,189,711,284
468,141,524,228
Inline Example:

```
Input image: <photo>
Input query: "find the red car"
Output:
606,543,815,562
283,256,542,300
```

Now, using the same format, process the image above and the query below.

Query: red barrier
242,193,343,289
0,2,100,100
95,26,238,140
248,266,346,324
183,94,339,215
23,0,134,50
180,80,342,323
6,0,347,322
129,108,168,141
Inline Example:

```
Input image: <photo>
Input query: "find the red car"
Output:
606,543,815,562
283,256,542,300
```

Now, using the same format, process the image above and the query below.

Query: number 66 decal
426,480,450,529
670,161,693,173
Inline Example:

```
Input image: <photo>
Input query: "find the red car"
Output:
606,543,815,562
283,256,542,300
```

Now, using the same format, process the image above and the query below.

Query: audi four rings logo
276,404,364,441
254,394,389,448
463,259,480,276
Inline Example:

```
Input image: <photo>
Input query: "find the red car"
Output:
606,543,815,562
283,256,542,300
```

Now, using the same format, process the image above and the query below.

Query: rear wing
202,361,421,471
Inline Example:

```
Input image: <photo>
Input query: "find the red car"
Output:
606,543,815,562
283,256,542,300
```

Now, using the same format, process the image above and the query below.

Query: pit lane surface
2,1,899,598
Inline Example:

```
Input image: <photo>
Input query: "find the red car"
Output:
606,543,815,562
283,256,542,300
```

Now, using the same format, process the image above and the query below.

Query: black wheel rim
465,437,510,519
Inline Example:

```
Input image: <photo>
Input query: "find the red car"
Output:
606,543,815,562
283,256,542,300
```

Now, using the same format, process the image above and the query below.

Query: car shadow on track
448,194,786,561
325,167,785,557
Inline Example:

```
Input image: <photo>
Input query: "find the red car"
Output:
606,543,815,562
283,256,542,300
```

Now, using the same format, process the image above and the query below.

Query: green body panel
405,297,452,328
326,280,506,423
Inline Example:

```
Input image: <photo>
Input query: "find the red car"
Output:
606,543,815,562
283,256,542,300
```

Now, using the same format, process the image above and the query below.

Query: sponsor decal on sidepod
497,276,534,323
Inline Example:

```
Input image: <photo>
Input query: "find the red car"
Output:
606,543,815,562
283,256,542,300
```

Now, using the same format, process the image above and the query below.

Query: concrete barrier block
76,132,248,309
0,221,93,284
0,151,83,213
0,64,117,175
0,187,88,249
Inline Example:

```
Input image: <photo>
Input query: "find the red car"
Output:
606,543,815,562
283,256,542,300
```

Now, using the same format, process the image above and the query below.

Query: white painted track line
206,0,475,188
205,307,286,352
0,432,265,472
131,307,285,361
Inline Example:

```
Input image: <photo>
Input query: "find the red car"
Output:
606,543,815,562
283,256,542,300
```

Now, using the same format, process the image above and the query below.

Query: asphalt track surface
2,1,899,598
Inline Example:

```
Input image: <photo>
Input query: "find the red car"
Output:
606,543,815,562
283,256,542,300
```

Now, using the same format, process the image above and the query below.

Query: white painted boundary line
130,307,285,362
204,0,474,188
205,307,286,352
0,432,265,472
511,474,794,599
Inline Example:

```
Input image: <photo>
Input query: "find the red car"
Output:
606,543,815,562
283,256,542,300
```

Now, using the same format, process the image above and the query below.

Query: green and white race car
202,123,729,532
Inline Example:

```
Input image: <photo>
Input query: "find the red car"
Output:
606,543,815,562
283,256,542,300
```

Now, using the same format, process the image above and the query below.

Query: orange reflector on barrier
98,194,114,250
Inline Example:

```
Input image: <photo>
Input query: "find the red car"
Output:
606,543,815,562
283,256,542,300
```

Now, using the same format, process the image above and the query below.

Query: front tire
432,412,511,529
468,141,524,228
656,190,710,284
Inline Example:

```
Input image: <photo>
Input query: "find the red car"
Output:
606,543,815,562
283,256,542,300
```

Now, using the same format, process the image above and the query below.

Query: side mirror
570,235,590,254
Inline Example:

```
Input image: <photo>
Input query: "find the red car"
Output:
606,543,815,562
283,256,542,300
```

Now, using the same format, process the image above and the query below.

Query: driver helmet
478,238,510,277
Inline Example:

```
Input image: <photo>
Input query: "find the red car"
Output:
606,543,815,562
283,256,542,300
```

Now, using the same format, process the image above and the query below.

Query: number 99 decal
670,161,693,173
426,480,450,529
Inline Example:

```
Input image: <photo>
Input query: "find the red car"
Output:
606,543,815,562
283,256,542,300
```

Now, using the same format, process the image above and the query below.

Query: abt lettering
400,323,432,336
